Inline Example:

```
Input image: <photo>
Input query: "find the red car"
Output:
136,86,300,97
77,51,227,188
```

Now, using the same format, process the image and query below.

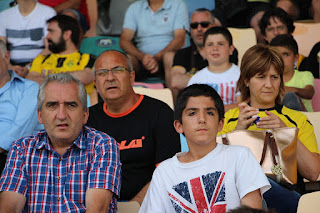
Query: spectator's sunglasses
190,21,211,29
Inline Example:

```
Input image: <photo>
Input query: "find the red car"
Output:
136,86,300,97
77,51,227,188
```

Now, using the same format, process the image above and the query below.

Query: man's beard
48,36,66,53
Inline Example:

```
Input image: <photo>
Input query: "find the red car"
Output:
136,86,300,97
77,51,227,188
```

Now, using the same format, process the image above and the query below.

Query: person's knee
163,52,175,69
127,54,140,72
282,92,302,111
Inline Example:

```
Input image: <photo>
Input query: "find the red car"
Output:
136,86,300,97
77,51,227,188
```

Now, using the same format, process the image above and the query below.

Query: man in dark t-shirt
86,50,180,204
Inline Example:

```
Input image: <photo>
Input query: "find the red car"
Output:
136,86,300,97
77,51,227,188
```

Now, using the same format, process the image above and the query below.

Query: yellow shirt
219,105,319,154
30,51,96,94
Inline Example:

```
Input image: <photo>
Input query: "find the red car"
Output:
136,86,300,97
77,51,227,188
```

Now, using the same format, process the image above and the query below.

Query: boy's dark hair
203,26,233,46
174,84,225,123
47,15,81,47
259,8,295,36
269,34,299,55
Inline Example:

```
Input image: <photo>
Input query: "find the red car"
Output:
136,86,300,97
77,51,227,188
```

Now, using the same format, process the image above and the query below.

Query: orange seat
292,22,320,57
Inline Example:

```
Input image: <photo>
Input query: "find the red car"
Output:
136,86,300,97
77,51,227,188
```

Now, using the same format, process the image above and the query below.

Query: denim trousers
263,177,301,213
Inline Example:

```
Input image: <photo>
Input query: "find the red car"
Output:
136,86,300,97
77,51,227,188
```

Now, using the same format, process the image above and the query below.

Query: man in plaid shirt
0,73,121,212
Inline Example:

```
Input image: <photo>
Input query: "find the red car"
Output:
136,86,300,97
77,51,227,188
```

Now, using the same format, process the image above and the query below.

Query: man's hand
13,65,28,78
142,54,159,74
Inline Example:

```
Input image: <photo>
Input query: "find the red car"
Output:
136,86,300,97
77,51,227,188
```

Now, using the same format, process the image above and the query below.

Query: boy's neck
178,141,217,163
208,62,232,73
283,68,295,83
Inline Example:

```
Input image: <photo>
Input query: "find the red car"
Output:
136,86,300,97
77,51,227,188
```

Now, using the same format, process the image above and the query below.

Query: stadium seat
80,36,122,57
228,27,257,65
133,82,164,89
117,201,140,213
297,191,320,213
133,87,174,109
292,22,320,57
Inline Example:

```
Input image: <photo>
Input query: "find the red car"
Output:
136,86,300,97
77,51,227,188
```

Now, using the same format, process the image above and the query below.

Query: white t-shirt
0,3,56,64
139,144,270,213
188,64,240,105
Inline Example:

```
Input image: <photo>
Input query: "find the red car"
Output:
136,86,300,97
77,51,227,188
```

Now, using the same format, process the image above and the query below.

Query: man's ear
174,120,184,134
83,109,89,124
63,30,72,40
37,109,43,124
130,71,135,86
4,51,10,65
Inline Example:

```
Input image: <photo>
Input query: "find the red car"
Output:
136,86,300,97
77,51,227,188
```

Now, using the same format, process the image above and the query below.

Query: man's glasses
95,67,130,77
190,21,211,29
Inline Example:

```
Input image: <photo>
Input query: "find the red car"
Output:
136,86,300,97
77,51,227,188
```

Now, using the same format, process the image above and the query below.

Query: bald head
93,49,136,104
94,50,133,75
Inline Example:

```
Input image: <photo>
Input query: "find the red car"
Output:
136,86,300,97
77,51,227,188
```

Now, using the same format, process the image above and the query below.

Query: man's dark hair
203,26,233,46
174,84,225,123
47,15,81,47
193,8,215,24
259,8,295,36
270,34,299,55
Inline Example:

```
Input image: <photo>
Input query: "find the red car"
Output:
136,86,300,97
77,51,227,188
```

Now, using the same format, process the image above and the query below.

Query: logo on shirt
118,136,145,150
66,60,75,67
163,13,169,22
168,171,226,213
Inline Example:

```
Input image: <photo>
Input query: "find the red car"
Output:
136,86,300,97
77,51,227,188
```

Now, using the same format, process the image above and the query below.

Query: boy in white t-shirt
188,27,241,112
139,84,270,213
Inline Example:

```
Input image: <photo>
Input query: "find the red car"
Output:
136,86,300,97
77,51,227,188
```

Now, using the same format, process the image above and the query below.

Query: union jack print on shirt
168,171,227,213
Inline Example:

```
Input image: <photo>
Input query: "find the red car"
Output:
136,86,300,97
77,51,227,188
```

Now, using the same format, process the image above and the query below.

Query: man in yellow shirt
27,15,95,95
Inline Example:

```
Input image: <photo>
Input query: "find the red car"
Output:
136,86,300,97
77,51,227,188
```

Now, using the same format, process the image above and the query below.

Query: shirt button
58,176,61,180
57,197,61,201
59,158,62,162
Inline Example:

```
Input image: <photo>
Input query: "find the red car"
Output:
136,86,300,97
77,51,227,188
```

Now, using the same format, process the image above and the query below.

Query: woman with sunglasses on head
219,44,320,213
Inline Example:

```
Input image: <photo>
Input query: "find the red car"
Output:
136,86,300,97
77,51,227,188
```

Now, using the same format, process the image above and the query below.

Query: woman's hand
235,102,259,130
256,111,287,129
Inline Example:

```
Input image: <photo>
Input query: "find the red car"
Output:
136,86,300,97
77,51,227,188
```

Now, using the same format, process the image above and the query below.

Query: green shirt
285,69,314,112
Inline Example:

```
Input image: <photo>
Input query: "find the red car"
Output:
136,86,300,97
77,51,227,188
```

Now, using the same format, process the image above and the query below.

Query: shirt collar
0,70,23,94
143,0,170,10
8,69,23,83
35,127,88,151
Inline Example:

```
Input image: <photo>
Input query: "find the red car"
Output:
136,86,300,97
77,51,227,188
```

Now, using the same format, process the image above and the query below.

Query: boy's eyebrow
185,107,217,111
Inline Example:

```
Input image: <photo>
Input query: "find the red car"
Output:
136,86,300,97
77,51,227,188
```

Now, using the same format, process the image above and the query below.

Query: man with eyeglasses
165,8,238,103
259,7,295,44
86,50,180,205
258,7,308,70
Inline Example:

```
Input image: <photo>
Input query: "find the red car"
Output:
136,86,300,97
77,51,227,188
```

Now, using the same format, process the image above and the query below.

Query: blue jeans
282,92,302,111
263,178,301,213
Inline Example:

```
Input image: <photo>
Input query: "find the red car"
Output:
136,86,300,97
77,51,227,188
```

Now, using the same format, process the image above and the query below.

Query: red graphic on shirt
118,136,145,150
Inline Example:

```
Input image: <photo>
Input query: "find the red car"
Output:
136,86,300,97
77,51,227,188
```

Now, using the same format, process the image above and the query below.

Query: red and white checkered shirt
0,126,121,213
